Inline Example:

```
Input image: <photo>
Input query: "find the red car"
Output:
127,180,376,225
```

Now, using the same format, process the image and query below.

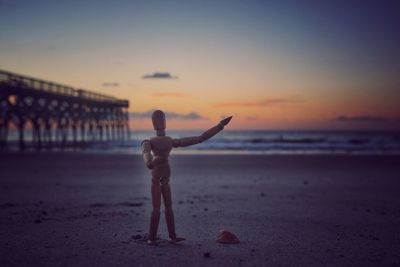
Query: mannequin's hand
220,116,233,126
146,161,153,169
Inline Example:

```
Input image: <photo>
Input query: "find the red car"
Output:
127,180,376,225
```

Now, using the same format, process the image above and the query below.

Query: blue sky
1,0,399,129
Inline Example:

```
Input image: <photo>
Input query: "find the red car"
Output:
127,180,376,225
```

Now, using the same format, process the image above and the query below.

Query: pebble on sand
132,234,142,240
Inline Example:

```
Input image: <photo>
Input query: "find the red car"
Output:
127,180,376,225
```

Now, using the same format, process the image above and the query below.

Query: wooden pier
0,69,130,150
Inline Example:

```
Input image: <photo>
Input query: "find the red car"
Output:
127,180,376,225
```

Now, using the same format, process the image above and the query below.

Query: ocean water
129,130,400,155
4,130,400,154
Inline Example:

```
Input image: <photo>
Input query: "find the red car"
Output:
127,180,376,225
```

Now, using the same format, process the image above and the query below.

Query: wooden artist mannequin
141,110,232,245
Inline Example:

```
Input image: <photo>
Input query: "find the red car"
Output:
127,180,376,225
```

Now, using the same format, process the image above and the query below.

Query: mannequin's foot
147,239,158,246
169,237,186,243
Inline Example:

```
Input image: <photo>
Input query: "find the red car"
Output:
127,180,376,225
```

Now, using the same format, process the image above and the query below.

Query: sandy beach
1,153,400,266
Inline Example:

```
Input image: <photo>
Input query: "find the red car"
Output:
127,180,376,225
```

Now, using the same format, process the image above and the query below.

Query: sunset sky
1,0,399,130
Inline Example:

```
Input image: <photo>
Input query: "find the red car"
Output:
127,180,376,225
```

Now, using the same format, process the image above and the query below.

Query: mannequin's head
151,110,166,136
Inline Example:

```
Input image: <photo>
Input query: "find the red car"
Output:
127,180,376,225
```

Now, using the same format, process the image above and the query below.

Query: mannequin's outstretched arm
173,116,232,148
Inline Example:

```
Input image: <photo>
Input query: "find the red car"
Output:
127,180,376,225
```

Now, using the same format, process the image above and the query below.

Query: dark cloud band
102,82,119,87
334,115,389,123
142,72,178,79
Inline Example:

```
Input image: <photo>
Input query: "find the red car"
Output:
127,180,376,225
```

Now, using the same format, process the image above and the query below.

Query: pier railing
0,69,128,107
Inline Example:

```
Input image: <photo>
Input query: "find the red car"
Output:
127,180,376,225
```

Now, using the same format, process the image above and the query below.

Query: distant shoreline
2,150,400,156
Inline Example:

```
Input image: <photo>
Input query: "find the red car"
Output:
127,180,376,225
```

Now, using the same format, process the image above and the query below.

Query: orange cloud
152,92,189,97
213,98,304,108
130,110,205,120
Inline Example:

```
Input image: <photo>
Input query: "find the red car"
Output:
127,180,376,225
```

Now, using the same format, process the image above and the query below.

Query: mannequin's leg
161,179,176,240
148,177,161,242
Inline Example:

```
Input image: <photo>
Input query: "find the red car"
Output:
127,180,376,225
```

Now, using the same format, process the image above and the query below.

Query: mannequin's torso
149,136,174,178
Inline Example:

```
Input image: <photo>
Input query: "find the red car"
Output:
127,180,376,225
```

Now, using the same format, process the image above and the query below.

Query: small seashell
216,229,240,244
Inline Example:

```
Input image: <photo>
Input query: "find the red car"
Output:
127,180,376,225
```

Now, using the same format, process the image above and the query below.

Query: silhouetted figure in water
141,110,232,245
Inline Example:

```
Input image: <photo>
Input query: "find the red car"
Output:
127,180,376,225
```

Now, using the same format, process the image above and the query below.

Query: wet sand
1,153,400,266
